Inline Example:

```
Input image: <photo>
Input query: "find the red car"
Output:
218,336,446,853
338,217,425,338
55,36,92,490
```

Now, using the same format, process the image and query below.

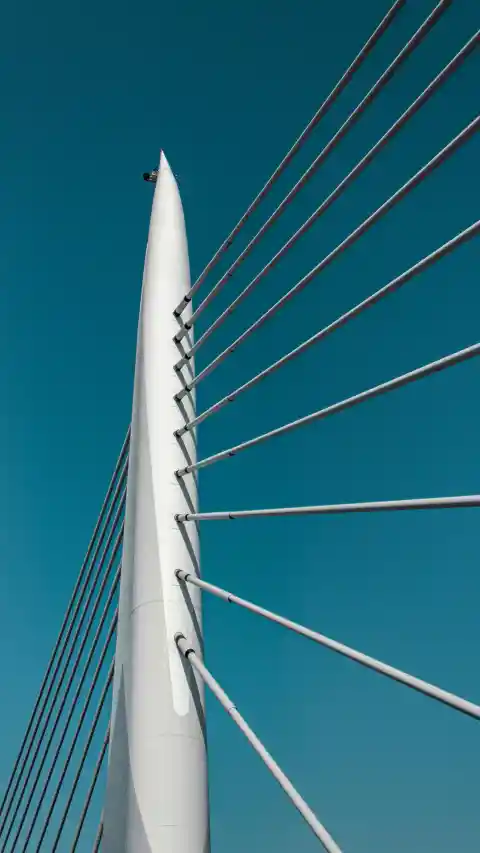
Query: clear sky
0,0,479,850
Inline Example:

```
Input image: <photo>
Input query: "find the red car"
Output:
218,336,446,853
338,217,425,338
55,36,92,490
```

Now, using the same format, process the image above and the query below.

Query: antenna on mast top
143,169,158,184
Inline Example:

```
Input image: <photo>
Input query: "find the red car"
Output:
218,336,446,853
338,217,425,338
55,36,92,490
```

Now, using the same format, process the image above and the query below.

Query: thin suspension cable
2,526,123,853
48,663,115,853
176,30,479,364
177,220,480,435
172,0,406,317
177,115,480,397
92,822,103,853
0,468,127,848
0,430,128,828
70,727,110,853
177,571,480,719
17,567,121,853
175,342,480,475
33,615,116,853
176,495,480,522
0,506,124,852
0,511,121,852
175,634,343,853
175,0,452,340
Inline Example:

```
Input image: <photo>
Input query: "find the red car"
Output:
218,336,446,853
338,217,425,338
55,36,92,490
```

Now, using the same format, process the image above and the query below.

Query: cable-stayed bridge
1,1,479,850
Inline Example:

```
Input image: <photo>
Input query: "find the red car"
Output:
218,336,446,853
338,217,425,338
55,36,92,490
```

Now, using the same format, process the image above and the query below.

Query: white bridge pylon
102,154,210,853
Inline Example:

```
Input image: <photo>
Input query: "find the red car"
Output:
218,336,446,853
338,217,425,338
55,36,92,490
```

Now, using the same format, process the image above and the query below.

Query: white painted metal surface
102,153,210,853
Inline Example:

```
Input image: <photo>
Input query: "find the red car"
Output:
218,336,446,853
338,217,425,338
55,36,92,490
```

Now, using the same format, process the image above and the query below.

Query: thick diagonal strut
175,343,480,476
175,30,478,367
175,634,343,853
176,571,480,719
176,220,480,436
173,0,406,318
174,0,452,341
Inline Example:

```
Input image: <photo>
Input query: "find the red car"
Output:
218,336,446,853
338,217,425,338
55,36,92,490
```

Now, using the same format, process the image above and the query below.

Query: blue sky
0,0,479,850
